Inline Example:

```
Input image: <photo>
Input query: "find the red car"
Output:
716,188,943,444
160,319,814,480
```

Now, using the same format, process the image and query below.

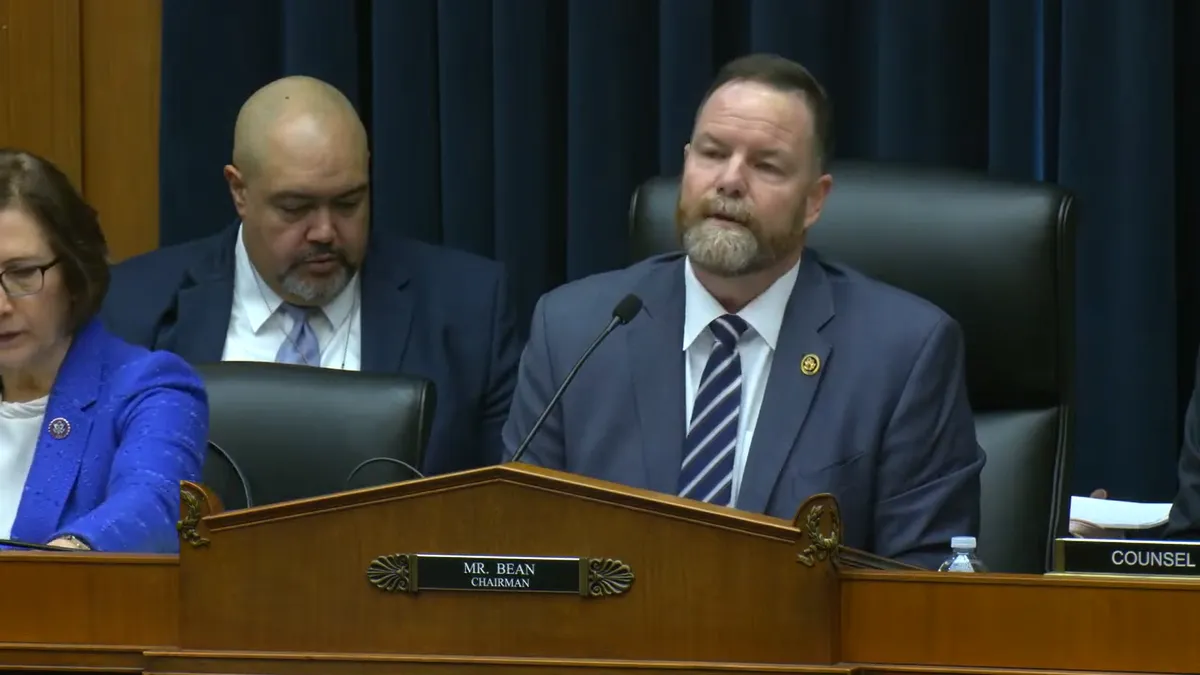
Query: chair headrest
194,362,437,505
628,161,1076,408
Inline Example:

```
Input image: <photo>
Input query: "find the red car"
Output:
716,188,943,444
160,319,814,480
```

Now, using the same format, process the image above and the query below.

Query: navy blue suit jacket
10,319,207,552
502,252,985,569
99,226,521,474
1165,348,1200,539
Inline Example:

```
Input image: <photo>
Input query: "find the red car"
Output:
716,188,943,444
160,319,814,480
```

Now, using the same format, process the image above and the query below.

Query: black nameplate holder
366,553,635,598
1054,537,1200,577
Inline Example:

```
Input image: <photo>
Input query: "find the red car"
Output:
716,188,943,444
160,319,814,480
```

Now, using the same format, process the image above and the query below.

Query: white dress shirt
0,395,47,538
222,225,363,370
682,257,801,505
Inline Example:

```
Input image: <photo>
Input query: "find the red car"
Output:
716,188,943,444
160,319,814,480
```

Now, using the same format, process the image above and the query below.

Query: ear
801,173,834,231
223,165,248,216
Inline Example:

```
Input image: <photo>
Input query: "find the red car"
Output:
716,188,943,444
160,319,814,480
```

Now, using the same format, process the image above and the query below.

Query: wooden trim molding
81,0,162,260
0,0,161,261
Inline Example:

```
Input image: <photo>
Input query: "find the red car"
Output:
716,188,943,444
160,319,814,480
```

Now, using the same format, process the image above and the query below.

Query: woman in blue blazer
0,149,207,553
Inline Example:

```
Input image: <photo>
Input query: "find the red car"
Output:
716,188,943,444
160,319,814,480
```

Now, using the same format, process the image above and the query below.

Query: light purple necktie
275,303,321,366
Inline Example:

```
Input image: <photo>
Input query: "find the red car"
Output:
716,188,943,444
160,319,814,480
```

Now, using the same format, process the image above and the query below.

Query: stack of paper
1069,496,1171,531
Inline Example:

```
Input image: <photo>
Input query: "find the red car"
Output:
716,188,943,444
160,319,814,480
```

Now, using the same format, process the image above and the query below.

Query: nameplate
1056,538,1200,577
366,553,634,597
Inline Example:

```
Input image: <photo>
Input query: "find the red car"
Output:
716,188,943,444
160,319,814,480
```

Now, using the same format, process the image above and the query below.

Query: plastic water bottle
938,536,987,572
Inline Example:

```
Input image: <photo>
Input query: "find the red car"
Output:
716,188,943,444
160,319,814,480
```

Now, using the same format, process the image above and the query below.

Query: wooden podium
161,463,850,672
4,462,1200,674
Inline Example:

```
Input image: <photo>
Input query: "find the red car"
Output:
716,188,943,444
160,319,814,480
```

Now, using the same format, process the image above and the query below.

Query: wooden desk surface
1,471,1191,675
2,552,1196,674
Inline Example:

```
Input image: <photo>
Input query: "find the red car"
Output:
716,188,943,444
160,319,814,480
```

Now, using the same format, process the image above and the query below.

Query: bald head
223,76,371,308
231,76,368,180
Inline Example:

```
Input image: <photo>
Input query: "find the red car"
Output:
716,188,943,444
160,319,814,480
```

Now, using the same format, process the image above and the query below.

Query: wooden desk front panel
840,570,1199,674
0,553,177,670
3,552,1198,674
178,478,834,664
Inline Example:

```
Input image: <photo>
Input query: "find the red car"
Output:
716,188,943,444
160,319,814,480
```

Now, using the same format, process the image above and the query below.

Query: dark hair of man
697,53,834,173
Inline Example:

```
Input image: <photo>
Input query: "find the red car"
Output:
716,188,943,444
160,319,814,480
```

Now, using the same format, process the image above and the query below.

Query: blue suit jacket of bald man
99,224,521,475
501,251,985,569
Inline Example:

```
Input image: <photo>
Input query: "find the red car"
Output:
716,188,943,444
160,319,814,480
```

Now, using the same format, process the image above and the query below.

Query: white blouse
0,395,47,538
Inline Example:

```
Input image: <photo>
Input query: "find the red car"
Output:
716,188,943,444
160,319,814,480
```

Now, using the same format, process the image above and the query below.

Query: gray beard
681,221,771,277
280,266,349,305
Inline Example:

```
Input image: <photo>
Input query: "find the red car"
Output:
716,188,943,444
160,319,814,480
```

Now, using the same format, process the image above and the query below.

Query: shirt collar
233,223,360,334
682,255,801,352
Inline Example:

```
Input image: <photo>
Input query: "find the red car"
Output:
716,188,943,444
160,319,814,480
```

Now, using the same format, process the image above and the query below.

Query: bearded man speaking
501,54,984,570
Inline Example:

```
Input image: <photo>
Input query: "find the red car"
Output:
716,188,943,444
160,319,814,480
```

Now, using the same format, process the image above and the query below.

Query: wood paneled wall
0,0,161,261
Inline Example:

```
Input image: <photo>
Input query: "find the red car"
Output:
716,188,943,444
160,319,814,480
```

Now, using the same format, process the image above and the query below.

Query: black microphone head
612,294,643,325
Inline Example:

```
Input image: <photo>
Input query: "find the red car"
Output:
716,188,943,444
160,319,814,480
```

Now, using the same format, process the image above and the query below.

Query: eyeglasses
0,259,59,298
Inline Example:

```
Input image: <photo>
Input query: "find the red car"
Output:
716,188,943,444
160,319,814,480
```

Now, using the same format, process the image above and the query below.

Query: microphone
509,293,643,465
344,456,426,490
0,538,80,552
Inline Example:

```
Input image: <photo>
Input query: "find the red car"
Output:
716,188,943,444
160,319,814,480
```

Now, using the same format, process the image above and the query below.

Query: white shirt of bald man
221,224,362,370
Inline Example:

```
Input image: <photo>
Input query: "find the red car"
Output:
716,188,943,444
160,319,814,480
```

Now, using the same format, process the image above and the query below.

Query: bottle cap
951,536,976,550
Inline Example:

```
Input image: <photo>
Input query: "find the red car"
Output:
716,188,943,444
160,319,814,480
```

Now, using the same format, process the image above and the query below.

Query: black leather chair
196,362,435,510
628,161,1076,574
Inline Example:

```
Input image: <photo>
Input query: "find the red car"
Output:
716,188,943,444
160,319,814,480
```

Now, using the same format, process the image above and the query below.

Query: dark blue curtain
159,0,1199,503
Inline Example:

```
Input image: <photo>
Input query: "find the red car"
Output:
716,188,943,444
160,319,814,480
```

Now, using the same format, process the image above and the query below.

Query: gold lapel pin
800,354,821,376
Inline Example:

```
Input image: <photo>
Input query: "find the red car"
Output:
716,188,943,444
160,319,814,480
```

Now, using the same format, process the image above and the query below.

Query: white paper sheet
1069,496,1171,530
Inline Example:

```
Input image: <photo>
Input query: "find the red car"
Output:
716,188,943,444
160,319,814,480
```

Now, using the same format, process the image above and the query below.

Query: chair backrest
628,160,1076,574
195,362,435,510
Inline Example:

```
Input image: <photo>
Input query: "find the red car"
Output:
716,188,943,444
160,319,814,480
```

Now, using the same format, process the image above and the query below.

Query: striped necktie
678,314,748,507
275,303,322,367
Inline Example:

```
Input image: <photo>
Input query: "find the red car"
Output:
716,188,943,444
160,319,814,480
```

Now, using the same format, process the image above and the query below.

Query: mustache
701,195,753,223
287,245,349,271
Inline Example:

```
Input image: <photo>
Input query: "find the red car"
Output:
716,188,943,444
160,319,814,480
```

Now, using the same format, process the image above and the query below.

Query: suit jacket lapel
737,256,834,514
11,321,103,543
628,256,688,495
161,227,236,364
360,235,414,373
